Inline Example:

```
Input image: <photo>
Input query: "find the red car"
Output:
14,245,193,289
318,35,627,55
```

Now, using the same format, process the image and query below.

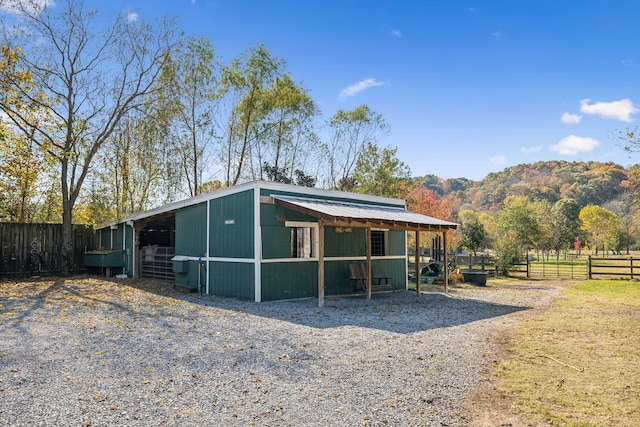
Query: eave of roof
271,195,458,232
96,181,408,230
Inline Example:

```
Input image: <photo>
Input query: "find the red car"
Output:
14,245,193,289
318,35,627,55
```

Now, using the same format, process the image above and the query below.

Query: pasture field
469,280,640,426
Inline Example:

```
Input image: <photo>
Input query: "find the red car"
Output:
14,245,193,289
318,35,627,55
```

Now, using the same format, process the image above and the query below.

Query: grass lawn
484,280,640,426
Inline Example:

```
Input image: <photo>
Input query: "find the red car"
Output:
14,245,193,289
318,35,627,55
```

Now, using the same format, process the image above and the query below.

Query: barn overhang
269,195,458,307
270,195,458,232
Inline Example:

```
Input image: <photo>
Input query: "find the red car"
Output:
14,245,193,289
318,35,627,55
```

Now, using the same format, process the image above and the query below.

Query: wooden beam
259,196,274,204
415,230,420,298
366,226,372,301
443,230,448,294
318,219,325,307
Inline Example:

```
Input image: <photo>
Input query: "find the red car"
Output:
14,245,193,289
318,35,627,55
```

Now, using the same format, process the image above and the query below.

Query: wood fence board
0,223,94,277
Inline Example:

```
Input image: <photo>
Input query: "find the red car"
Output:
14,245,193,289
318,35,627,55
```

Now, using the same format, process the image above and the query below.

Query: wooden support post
415,231,421,297
318,219,325,307
443,231,448,294
366,226,372,301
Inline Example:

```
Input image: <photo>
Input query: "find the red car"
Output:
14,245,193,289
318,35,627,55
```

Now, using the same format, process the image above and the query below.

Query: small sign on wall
224,219,235,225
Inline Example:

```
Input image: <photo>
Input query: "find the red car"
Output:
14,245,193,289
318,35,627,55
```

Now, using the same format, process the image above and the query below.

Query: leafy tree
531,198,554,259
603,198,636,254
477,212,497,249
263,163,292,184
0,125,49,221
579,205,620,254
352,142,411,198
263,163,317,187
0,0,180,273
494,196,539,270
326,105,388,190
459,215,487,256
94,113,172,221
219,44,284,186
253,73,320,183
159,36,222,197
549,198,581,257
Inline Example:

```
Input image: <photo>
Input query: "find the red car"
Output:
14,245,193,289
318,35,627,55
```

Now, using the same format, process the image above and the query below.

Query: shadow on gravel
114,278,532,334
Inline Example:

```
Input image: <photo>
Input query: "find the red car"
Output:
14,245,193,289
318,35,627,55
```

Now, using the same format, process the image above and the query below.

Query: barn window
290,227,314,258
371,230,387,256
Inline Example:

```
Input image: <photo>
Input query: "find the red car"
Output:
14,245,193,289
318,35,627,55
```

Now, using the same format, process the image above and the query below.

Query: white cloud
390,29,402,38
550,135,600,155
490,155,507,165
338,78,385,100
561,112,582,124
521,145,543,154
126,11,139,22
621,57,633,65
0,0,53,15
579,98,638,122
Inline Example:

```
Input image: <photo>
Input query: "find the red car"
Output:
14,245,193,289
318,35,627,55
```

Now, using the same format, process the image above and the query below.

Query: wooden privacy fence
0,223,94,277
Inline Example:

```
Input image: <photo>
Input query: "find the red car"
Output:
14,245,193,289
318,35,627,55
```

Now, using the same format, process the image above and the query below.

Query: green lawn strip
495,280,640,426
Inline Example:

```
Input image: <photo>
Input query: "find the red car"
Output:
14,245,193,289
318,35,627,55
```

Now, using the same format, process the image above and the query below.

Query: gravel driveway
0,276,562,426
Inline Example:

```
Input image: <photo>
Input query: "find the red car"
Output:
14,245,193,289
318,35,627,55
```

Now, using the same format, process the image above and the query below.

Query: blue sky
6,0,640,181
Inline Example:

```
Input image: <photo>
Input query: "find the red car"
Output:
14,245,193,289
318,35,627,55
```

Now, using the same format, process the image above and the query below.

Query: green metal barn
92,181,457,305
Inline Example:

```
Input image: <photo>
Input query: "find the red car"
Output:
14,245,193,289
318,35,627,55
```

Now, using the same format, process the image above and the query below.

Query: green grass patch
494,280,640,426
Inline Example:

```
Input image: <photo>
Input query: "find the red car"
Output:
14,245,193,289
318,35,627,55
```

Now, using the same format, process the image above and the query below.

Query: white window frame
285,221,319,259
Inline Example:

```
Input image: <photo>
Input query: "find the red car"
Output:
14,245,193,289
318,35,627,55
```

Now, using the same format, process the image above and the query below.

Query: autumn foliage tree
406,185,457,255
579,205,620,254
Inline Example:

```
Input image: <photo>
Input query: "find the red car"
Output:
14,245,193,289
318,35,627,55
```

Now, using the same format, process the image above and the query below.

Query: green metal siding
370,258,407,291
210,190,254,258
111,225,123,250
322,258,405,295
100,229,110,249
175,203,207,256
208,261,254,299
261,262,317,301
325,227,366,257
387,230,406,256
174,259,207,292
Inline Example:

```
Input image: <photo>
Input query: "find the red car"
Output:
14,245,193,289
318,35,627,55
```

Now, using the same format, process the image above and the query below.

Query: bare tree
0,0,180,274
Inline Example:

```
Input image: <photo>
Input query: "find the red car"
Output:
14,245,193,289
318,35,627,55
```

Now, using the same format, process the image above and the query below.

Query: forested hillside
417,160,638,215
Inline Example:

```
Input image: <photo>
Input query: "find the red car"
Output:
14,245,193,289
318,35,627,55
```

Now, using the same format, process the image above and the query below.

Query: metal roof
97,180,407,229
271,195,458,231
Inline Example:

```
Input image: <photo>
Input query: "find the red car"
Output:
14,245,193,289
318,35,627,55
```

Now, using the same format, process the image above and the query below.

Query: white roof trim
97,181,407,229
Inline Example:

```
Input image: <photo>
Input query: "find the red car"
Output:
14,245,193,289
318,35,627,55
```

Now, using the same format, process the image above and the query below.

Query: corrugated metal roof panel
271,195,458,229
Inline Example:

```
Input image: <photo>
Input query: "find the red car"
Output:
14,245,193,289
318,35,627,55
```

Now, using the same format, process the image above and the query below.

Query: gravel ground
0,276,563,426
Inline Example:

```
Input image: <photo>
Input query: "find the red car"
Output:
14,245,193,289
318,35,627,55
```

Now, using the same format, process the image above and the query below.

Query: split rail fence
509,255,640,280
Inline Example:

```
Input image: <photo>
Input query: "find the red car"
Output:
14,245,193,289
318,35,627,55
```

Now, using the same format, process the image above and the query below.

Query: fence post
587,256,592,279
631,257,634,280
526,255,530,279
